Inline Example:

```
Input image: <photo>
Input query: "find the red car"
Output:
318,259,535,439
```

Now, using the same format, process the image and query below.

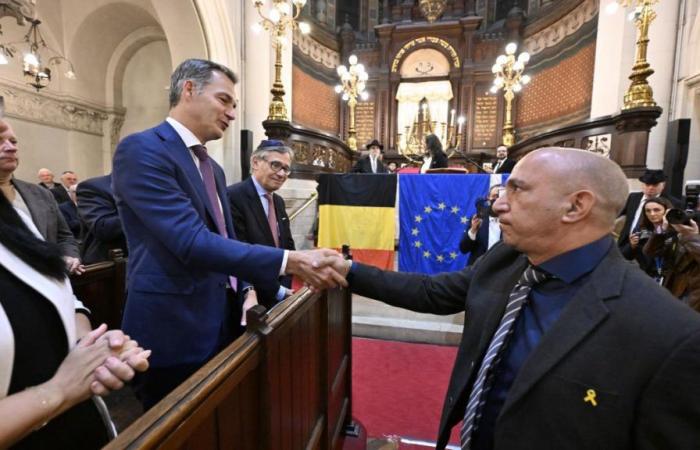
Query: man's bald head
519,147,628,227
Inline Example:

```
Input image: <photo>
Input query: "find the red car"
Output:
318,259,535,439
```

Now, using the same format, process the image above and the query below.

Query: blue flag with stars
398,174,493,274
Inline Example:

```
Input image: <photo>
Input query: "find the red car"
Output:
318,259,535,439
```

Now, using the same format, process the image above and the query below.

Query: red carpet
352,337,461,447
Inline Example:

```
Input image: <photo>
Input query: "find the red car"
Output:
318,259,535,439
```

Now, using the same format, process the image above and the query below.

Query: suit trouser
132,288,243,410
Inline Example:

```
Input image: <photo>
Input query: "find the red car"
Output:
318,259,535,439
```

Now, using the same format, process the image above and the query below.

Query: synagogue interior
0,0,699,449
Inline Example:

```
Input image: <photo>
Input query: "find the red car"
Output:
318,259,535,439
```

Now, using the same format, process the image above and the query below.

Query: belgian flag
317,174,397,270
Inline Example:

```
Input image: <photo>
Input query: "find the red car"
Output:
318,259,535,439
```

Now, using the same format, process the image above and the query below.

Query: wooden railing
71,249,127,330
263,120,356,179
509,106,663,178
104,286,353,450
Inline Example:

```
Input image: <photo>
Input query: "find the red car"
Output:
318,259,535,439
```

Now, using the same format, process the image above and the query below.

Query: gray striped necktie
460,265,550,449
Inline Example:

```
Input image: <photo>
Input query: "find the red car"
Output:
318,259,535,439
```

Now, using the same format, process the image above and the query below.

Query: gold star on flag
450,251,458,259
411,228,419,236
424,206,433,214
415,215,423,223
451,206,460,214
437,202,446,210
461,216,468,224
414,241,422,248
423,250,431,258
436,254,444,262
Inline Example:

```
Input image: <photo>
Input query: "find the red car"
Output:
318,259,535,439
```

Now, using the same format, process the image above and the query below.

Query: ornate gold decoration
490,43,531,146
253,0,310,121
418,0,447,23
391,37,460,73
397,99,465,155
620,0,658,109
335,55,368,151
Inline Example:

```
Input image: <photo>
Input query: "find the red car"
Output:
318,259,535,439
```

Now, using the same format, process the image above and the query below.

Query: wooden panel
104,288,352,450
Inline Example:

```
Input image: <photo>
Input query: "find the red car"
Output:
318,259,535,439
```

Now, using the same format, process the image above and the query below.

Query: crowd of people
1,56,699,449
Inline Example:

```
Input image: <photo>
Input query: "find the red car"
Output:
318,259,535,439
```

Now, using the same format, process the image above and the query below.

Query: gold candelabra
335,55,368,151
253,0,310,121
490,42,530,146
619,0,658,109
397,101,465,155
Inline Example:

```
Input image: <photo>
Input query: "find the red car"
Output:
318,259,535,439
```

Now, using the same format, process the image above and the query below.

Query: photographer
643,206,700,312
620,197,674,280
459,184,501,266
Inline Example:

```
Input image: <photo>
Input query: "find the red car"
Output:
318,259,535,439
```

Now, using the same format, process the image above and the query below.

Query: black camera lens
666,208,692,225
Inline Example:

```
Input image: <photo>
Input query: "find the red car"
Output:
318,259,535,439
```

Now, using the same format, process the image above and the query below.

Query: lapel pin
583,389,597,407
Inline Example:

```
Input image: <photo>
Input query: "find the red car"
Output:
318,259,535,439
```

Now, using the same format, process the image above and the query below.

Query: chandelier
0,18,76,91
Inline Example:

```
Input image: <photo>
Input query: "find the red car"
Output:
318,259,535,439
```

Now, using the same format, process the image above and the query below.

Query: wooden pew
70,249,127,330
104,287,353,450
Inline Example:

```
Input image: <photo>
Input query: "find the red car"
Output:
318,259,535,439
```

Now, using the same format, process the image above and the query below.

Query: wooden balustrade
104,286,353,450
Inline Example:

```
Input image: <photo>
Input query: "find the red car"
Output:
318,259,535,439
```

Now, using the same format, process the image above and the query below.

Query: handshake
285,248,353,291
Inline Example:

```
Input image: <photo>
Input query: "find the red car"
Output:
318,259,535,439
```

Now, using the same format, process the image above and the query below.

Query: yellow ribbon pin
583,389,597,407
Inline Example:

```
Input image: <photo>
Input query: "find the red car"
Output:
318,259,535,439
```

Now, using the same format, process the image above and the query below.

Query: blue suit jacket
112,121,284,367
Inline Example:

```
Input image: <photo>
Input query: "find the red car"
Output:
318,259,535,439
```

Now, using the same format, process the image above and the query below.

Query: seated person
59,185,82,239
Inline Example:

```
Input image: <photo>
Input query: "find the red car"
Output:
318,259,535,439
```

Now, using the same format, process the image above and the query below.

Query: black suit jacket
459,219,490,266
352,156,387,174
495,158,516,174
430,151,449,170
227,177,295,308
349,241,700,449
51,185,71,204
77,175,127,264
59,201,81,239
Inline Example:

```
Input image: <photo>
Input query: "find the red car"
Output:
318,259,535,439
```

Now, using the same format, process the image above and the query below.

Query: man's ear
561,190,595,224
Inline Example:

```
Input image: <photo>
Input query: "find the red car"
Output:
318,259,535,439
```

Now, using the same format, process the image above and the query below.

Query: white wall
120,40,172,140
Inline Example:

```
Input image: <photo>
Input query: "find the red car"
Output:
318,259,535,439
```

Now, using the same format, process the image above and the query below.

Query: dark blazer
459,219,490,266
495,158,516,174
50,185,71,204
430,151,449,170
38,181,56,190
352,156,387,174
58,201,81,239
227,177,295,308
617,192,644,247
77,175,127,265
348,242,700,449
13,178,79,258
112,121,285,368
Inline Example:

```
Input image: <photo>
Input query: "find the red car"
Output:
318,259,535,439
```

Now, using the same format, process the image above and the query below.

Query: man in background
51,170,78,204
459,184,502,265
489,145,516,174
352,139,386,174
617,168,671,248
37,168,56,189
228,140,296,309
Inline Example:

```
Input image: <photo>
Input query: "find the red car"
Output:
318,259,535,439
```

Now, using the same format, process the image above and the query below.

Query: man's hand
241,289,258,326
286,249,348,291
64,256,86,275
671,219,699,238
470,216,482,233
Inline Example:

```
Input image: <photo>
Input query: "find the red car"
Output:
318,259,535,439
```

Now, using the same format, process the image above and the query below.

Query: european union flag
398,174,494,274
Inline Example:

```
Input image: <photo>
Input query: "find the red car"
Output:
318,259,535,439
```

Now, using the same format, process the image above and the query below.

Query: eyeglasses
262,158,292,175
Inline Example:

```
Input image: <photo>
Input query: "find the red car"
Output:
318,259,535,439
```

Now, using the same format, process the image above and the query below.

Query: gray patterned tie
460,265,550,449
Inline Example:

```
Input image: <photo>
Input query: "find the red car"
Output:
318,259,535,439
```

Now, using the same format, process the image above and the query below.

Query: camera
638,229,653,240
667,181,700,225
475,197,491,218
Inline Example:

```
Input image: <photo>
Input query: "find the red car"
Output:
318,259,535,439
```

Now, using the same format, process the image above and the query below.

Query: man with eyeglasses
227,140,296,310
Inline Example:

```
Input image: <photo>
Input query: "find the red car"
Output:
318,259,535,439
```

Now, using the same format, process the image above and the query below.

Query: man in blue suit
113,59,345,409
